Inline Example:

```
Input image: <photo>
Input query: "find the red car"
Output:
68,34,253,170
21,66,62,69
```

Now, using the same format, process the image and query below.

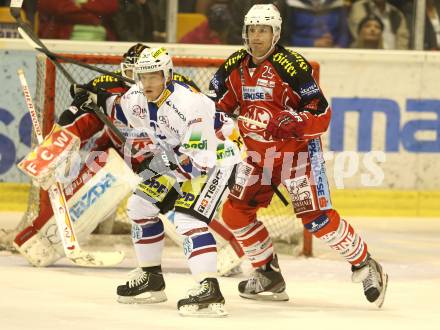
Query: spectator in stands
179,3,232,44
351,14,384,49
179,0,198,12
225,0,288,45
0,0,36,38
111,0,163,42
401,0,440,50
348,0,410,49
424,0,440,50
37,0,118,41
285,0,351,48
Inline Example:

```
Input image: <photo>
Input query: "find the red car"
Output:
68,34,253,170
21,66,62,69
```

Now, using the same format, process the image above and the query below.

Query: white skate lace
187,281,210,297
245,271,267,293
127,268,148,288
363,263,380,291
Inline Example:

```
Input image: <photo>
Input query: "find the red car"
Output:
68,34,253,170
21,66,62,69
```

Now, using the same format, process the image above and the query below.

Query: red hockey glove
266,110,308,140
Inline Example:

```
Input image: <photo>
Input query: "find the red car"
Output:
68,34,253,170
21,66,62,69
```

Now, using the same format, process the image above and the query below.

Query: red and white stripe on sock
230,220,273,268
303,211,368,266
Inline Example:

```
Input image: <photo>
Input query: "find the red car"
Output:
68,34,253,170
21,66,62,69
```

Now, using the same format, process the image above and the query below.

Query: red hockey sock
302,210,368,266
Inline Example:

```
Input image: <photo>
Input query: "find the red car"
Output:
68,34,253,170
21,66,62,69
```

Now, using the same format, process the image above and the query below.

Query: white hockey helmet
242,4,282,59
135,47,174,85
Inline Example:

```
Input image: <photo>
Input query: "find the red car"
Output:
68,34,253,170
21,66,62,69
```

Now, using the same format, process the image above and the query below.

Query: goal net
7,53,313,258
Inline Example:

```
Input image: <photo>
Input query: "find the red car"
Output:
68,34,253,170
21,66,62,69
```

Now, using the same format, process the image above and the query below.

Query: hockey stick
17,68,125,267
10,1,133,85
237,116,289,207
10,1,176,182
10,1,128,143
237,115,267,129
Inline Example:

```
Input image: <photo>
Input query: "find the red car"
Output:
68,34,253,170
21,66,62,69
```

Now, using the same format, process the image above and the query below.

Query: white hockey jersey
107,81,241,180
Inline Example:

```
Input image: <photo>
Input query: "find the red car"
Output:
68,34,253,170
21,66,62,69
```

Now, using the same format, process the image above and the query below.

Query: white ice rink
1,216,439,330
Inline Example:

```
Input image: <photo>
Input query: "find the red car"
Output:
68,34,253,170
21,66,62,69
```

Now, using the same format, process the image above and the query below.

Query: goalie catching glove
266,109,309,140
70,84,113,112
18,125,80,190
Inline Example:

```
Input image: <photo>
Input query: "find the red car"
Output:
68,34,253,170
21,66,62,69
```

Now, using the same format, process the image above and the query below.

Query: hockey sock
209,218,245,258
182,228,218,280
131,217,165,267
303,210,368,266
229,220,274,268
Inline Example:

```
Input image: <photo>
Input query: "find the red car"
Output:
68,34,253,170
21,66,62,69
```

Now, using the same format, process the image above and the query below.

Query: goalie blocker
14,148,140,266
18,125,80,190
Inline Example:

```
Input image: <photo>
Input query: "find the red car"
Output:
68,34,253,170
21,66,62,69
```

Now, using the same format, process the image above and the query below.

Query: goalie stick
17,68,125,267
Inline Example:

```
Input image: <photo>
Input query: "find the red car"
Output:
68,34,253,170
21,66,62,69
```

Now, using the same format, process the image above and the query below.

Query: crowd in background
1,0,440,50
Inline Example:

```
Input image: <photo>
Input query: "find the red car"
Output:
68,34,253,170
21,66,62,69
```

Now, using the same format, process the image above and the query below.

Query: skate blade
375,273,389,308
239,290,289,301
117,290,167,304
178,303,228,318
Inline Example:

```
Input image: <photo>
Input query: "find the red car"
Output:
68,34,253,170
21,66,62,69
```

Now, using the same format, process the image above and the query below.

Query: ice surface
1,216,439,330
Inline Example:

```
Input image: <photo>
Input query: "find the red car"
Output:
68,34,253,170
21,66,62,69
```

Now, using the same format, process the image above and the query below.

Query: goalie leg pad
301,209,369,266
175,212,217,281
14,222,64,267
14,148,139,267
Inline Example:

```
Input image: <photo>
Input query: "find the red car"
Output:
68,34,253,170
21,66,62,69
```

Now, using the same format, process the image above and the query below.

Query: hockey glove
70,83,112,110
266,110,308,140
69,90,94,113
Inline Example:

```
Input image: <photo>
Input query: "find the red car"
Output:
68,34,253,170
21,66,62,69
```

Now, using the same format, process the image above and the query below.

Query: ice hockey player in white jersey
106,47,241,317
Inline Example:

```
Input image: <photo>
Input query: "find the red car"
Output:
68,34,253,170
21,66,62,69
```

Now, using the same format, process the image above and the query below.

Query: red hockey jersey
210,46,331,167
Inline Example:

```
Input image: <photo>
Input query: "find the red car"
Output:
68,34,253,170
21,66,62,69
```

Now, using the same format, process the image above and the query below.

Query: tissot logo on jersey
242,86,273,101
197,169,225,214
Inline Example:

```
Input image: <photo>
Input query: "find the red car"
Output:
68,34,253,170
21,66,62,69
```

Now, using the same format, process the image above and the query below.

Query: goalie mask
242,4,282,60
121,43,149,79
135,47,174,102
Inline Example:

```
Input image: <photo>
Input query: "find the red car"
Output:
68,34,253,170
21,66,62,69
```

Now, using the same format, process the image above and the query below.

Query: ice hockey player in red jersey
209,4,388,308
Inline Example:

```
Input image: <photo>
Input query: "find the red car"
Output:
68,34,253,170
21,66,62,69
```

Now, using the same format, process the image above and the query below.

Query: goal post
20,53,317,257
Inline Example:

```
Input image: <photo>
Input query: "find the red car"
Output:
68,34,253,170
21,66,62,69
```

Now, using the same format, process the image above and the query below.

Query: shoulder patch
223,49,247,72
270,47,310,79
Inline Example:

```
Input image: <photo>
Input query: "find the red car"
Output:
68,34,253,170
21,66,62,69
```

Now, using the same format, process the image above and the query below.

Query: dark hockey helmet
121,43,150,78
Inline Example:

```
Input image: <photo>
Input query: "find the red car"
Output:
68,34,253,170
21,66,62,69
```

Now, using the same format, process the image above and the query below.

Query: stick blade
68,250,125,267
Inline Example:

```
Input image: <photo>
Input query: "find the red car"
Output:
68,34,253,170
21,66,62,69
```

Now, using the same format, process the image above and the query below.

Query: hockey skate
238,254,289,301
117,267,167,304
352,256,388,308
177,278,228,317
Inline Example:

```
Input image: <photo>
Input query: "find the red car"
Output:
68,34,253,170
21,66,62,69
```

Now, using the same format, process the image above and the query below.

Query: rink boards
0,40,439,216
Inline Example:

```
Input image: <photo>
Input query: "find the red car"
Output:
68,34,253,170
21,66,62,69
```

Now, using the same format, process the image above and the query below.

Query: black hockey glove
70,90,93,113
70,83,112,112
